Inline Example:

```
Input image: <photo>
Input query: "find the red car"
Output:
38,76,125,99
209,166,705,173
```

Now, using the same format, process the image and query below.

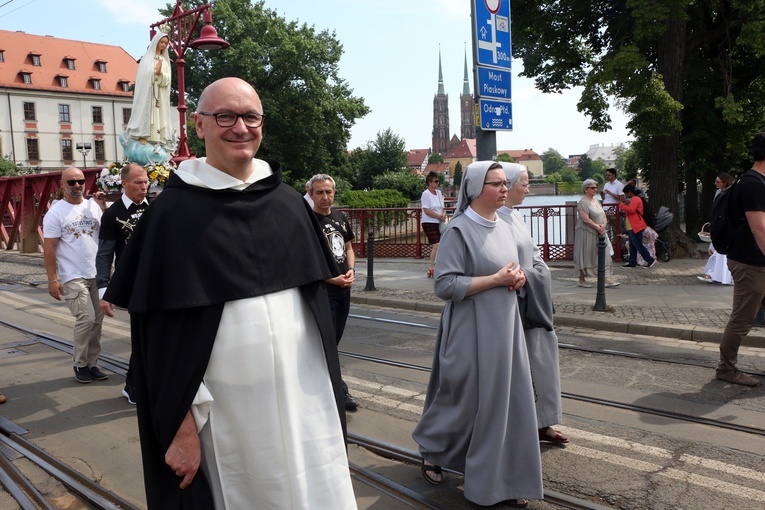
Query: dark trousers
628,229,655,266
718,260,765,373
328,286,351,394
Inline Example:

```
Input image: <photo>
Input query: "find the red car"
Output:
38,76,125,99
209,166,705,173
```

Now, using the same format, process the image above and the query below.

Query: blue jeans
628,229,655,266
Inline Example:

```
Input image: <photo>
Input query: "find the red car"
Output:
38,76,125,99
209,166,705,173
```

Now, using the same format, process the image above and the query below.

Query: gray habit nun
498,163,563,429
412,161,544,506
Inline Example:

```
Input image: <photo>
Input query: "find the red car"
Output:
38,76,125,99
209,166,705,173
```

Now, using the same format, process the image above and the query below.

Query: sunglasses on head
66,179,86,186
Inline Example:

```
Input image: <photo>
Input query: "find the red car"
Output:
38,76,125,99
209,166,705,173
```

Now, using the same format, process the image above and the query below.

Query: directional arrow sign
478,98,513,131
474,0,511,70
477,67,511,100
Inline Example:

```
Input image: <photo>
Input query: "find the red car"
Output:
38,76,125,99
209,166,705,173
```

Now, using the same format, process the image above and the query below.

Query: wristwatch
348,267,355,273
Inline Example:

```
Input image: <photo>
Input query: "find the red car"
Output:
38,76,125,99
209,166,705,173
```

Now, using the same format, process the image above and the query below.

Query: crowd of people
13,69,762,507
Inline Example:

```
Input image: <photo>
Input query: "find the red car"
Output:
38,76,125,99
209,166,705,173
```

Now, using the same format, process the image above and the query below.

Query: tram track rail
2,312,763,508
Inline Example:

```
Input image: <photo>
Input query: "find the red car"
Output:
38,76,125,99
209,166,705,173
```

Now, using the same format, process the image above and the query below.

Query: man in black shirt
309,173,358,411
96,162,149,403
717,133,765,386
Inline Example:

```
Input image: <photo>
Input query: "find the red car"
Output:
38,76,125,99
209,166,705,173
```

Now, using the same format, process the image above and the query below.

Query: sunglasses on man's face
66,179,86,186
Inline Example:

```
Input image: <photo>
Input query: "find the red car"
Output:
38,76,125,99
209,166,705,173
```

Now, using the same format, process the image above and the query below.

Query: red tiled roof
407,148,430,167
0,30,137,97
444,138,476,159
497,149,541,161
423,162,449,174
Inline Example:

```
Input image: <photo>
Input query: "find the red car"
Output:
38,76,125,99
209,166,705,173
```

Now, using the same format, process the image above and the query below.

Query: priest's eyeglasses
197,111,266,128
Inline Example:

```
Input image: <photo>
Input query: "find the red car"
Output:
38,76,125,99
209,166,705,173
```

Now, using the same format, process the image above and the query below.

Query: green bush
372,171,424,201
340,189,408,208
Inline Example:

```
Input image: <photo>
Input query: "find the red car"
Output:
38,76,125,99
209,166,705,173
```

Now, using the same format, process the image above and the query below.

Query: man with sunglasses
103,78,355,509
43,167,108,384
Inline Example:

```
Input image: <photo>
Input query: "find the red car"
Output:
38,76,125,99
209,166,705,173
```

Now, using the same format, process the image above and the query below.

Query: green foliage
0,155,26,176
496,153,515,162
453,163,463,186
540,148,567,176
178,0,369,185
578,154,608,183
428,153,444,164
356,129,407,189
341,189,408,208
372,171,424,201
559,167,579,183
512,0,765,239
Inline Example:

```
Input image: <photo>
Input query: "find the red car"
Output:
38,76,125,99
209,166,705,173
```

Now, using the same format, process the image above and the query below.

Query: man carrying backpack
717,132,765,387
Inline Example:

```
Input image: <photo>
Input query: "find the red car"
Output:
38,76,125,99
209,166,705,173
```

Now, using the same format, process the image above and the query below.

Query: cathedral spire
462,45,471,96
437,46,445,95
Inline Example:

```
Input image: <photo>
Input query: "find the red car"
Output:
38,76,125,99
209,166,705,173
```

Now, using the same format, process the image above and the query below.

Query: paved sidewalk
2,250,763,346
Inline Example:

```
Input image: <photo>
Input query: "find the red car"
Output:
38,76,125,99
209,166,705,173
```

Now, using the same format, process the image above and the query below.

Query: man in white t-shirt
43,167,108,384
601,168,624,244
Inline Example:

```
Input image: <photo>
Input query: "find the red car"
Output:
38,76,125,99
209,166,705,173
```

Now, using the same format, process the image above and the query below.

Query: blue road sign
477,67,511,100
474,0,511,70
478,98,513,131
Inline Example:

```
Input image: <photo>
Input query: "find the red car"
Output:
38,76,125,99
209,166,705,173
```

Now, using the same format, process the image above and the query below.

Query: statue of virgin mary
121,30,177,164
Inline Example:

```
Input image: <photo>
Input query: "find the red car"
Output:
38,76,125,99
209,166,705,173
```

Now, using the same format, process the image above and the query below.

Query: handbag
439,216,449,234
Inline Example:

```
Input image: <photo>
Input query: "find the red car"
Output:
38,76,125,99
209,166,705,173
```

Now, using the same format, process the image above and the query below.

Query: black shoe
622,263,636,267
344,393,359,412
122,384,136,405
88,366,109,381
74,366,92,384
646,259,658,268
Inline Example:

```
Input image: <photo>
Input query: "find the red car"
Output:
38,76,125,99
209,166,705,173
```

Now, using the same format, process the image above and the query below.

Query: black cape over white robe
104,161,345,509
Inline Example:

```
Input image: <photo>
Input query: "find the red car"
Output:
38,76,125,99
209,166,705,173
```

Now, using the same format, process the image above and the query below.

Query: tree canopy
513,0,765,252
175,0,369,185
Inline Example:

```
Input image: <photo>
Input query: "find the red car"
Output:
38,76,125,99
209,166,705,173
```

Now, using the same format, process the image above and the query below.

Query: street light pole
149,1,229,164
76,142,91,169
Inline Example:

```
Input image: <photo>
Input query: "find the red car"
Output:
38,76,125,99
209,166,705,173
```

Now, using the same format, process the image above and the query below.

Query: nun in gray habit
412,161,543,507
497,163,567,443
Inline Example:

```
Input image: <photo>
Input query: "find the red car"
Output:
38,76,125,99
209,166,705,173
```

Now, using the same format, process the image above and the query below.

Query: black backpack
709,171,765,254
636,194,657,228
709,185,737,254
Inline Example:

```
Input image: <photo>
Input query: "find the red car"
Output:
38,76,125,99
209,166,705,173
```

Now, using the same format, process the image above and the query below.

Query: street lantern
149,1,229,163
76,142,91,169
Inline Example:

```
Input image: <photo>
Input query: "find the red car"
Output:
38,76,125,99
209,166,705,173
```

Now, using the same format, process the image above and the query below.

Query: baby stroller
653,206,673,262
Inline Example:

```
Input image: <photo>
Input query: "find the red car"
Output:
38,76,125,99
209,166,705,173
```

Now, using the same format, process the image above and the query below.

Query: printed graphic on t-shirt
322,224,347,265
65,214,99,238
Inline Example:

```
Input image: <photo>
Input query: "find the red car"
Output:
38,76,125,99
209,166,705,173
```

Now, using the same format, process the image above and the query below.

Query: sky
1,0,633,157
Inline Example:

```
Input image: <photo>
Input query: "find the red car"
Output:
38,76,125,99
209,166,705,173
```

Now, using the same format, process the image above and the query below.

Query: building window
21,73,31,84
66,59,75,70
94,140,106,162
58,104,70,122
92,106,103,124
31,54,40,66
0,51,4,62
61,139,73,161
27,138,39,161
23,102,36,121
91,79,101,90
122,108,131,125
97,62,107,73
119,81,130,92
58,76,68,88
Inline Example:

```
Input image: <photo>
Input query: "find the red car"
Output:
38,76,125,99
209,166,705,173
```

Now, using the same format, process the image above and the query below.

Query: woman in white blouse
421,171,447,278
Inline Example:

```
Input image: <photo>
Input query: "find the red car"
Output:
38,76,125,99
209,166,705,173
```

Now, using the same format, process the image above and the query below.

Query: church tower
432,49,450,155
460,48,476,140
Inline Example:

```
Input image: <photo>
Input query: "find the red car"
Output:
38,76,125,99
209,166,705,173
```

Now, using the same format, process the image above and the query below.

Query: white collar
466,206,497,227
175,158,272,190
121,193,148,209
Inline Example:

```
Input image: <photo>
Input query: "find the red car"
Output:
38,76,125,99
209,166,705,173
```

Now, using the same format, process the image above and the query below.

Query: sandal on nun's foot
506,499,529,508
539,426,569,444
421,460,444,485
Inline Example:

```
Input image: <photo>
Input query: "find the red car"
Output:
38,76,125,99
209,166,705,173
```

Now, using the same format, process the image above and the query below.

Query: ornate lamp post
149,1,229,163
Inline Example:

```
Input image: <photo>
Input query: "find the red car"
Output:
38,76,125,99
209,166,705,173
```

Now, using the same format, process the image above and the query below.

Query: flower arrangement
145,162,175,188
98,161,127,192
